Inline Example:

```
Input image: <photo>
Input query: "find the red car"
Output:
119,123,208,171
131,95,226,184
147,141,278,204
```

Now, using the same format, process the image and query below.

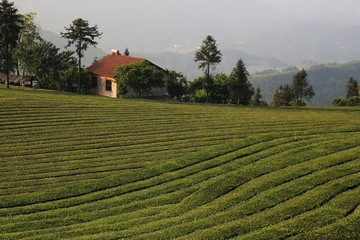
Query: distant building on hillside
0,73,34,87
87,50,168,99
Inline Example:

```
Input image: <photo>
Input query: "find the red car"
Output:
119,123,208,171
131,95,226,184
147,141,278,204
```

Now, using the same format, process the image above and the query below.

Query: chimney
111,49,121,55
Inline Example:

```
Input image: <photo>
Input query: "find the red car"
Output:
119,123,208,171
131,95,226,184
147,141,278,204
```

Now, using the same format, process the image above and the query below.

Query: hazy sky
14,0,360,53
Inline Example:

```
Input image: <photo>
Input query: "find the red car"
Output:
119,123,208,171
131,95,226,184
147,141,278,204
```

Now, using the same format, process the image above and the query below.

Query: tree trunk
205,63,210,103
6,72,10,89
237,96,240,105
5,45,10,89
78,54,82,93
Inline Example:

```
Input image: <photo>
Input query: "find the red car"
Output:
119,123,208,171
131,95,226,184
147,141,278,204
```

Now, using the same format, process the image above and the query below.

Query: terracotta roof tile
87,54,145,78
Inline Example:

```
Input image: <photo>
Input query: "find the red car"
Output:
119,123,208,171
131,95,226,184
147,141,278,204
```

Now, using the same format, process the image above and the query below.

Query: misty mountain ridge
40,30,287,79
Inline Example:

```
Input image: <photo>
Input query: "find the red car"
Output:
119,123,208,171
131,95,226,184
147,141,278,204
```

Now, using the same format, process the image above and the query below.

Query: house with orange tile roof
87,50,167,98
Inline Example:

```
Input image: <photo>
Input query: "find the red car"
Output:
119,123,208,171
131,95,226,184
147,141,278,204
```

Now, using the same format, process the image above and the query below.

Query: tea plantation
0,86,359,239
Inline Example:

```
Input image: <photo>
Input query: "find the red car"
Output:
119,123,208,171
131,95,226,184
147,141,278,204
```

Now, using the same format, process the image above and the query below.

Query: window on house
91,76,98,88
105,80,112,91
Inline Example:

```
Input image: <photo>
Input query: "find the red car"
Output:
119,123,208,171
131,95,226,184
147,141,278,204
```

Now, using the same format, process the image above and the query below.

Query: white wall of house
90,74,168,99
91,75,117,98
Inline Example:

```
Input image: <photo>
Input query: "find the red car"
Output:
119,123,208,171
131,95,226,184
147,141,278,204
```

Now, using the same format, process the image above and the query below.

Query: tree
61,18,102,93
272,84,296,106
166,70,188,101
124,48,130,56
346,77,359,98
18,39,77,90
115,60,165,98
291,69,315,106
228,59,254,105
0,0,23,88
252,87,267,106
194,35,222,103
211,73,230,104
15,12,42,76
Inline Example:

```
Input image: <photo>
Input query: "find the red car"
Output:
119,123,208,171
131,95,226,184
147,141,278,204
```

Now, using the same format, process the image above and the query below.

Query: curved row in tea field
0,86,359,239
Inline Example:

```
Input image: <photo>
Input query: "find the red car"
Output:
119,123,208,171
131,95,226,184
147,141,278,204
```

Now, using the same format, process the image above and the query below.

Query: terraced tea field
1,86,359,239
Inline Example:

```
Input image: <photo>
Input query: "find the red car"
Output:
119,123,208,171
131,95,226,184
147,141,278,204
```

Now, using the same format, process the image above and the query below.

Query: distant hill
40,29,287,79
133,49,287,80
250,61,360,106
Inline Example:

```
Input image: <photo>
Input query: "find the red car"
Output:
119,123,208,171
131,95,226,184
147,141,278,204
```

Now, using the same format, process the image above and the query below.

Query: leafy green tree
18,39,77,90
115,60,165,98
166,70,188,101
59,66,91,92
292,69,315,106
0,0,23,88
194,35,222,103
187,76,204,102
191,89,207,103
124,48,130,56
61,18,102,93
15,12,42,76
228,59,254,105
346,77,359,98
211,73,230,104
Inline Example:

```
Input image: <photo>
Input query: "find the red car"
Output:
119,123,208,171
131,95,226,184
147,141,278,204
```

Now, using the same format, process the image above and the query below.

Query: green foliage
211,73,230,104
115,60,165,98
271,69,315,107
17,39,77,90
333,96,360,106
194,35,222,103
346,77,359,98
252,87,267,106
0,0,23,88
61,18,102,93
191,88,207,103
228,59,254,105
272,84,294,106
292,68,315,104
14,12,42,76
59,67,91,93
166,70,188,101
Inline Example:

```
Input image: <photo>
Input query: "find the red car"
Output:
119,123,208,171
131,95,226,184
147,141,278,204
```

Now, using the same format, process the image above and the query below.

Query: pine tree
228,59,253,105
272,84,294,106
61,18,102,93
252,87,263,106
194,35,222,103
292,69,314,106
0,0,23,88
346,77,359,98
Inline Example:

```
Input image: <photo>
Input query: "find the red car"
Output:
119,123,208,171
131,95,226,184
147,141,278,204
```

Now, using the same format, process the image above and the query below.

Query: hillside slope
0,86,359,239
250,61,360,106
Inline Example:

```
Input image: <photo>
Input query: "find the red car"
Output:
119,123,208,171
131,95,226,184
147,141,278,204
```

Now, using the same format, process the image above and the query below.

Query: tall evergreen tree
194,35,222,103
292,68,314,106
0,0,23,88
346,77,359,98
61,18,102,93
228,59,254,105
